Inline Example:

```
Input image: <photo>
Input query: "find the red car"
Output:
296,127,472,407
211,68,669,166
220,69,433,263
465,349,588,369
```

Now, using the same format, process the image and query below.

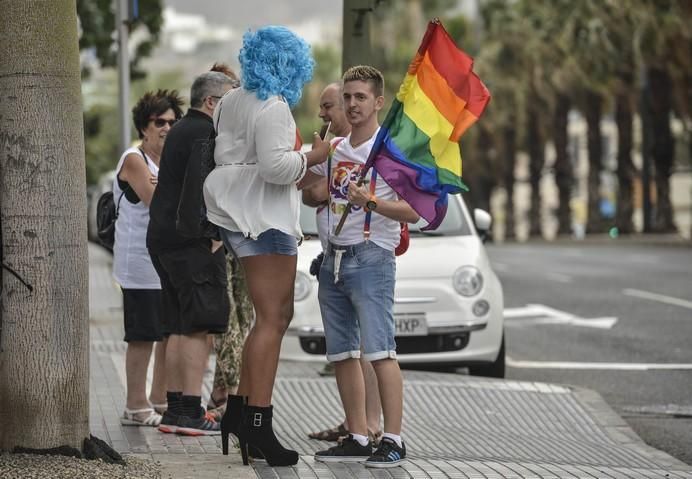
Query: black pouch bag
96,191,124,252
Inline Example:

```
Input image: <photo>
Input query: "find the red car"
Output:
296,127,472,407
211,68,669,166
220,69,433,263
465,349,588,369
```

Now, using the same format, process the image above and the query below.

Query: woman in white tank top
112,90,184,427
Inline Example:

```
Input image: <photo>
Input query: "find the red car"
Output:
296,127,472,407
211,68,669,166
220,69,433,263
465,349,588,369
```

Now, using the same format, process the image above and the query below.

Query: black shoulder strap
114,189,127,217
117,148,149,211
137,147,149,166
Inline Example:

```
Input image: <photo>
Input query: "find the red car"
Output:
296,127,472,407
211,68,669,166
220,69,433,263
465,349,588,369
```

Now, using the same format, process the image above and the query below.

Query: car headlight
294,271,312,301
452,266,483,296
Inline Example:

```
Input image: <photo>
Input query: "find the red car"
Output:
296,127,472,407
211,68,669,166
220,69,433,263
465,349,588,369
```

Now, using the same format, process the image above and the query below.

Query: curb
567,383,690,469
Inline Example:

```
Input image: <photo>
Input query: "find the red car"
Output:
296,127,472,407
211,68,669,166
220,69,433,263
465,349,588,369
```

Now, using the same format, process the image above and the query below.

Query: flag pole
333,172,367,236
333,139,378,235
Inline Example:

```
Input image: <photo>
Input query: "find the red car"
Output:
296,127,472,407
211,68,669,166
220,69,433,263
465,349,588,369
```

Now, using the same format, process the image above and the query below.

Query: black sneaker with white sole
175,414,220,436
314,434,372,462
158,410,180,434
364,437,406,468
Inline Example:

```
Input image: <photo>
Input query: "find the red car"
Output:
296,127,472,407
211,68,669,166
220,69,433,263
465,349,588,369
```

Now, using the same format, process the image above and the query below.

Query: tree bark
614,83,635,234
526,100,544,238
502,123,517,240
584,90,605,234
647,67,677,233
0,0,89,451
553,93,572,236
472,126,494,214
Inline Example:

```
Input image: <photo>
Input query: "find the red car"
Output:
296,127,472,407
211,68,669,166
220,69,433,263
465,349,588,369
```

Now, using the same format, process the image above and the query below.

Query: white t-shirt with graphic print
311,130,401,251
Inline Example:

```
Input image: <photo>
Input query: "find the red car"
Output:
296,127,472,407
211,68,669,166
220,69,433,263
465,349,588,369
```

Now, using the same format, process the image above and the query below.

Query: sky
165,0,342,31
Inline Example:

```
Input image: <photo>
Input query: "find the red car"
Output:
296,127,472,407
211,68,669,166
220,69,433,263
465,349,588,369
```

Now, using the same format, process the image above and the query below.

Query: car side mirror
474,208,492,243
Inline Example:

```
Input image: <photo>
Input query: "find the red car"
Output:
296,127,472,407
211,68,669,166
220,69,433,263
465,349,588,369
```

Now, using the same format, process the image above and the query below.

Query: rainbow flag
365,20,490,230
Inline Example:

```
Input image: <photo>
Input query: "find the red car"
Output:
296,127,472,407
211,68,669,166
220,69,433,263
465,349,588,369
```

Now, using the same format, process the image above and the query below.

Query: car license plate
394,313,427,336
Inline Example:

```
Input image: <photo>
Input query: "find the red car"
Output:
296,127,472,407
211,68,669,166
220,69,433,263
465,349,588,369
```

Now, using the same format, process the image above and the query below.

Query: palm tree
533,0,581,237
477,0,549,239
604,2,638,234
552,92,573,236
0,0,89,450
634,1,691,233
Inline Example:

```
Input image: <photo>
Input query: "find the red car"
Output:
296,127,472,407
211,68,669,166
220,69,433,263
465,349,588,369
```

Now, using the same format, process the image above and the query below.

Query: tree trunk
527,101,544,238
614,83,635,234
647,67,677,233
0,0,89,451
553,93,572,236
473,126,494,214
502,123,517,240
584,90,605,234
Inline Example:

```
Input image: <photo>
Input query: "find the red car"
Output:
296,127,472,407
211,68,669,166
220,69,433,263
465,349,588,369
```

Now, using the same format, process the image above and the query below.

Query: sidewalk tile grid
86,243,692,478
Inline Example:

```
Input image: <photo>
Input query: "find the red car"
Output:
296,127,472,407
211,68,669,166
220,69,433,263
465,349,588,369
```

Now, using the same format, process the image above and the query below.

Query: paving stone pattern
87,244,692,478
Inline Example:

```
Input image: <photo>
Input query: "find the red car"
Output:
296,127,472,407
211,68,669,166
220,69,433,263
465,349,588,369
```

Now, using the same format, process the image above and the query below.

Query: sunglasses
149,118,177,128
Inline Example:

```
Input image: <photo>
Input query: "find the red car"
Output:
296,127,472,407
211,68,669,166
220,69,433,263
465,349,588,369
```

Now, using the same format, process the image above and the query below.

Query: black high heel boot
220,395,245,455
239,405,298,466
221,395,264,460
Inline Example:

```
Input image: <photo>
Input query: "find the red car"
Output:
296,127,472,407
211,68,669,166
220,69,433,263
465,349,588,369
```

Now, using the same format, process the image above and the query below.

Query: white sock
382,432,402,448
350,433,369,446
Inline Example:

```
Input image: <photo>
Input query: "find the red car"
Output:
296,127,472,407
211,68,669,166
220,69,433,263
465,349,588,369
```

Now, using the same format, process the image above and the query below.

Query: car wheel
468,334,505,378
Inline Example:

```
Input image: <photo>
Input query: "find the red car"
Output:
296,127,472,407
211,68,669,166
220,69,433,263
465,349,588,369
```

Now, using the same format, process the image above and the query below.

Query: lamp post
117,0,131,152
342,0,377,73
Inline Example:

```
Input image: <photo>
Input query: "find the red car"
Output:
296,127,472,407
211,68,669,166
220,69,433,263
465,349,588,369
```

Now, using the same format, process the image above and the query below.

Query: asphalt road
483,240,692,466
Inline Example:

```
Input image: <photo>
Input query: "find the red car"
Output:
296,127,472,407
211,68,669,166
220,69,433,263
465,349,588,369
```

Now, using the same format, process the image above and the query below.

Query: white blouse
203,88,307,240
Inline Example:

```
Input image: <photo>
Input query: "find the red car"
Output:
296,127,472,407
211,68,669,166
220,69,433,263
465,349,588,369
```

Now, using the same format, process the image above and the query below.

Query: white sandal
150,401,168,415
121,407,162,427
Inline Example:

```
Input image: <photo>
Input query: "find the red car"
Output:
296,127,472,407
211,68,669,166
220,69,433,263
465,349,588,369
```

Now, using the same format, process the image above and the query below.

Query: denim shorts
318,241,397,362
219,227,297,258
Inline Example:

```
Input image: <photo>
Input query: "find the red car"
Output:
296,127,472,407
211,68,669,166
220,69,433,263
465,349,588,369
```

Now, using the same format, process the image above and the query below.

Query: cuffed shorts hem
362,350,397,362
326,350,361,362
220,228,297,258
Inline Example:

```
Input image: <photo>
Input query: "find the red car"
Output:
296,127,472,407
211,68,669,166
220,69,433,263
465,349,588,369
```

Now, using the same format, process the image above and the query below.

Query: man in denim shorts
301,66,419,468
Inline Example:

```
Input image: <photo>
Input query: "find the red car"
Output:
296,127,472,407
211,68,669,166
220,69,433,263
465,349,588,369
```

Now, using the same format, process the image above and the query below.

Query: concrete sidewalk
88,243,692,478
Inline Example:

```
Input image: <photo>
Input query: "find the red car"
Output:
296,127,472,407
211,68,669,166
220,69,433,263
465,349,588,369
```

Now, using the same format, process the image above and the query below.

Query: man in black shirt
148,71,237,435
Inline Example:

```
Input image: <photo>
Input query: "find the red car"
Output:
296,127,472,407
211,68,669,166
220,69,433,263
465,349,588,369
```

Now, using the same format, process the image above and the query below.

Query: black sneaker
176,414,221,436
314,434,372,462
364,437,406,468
158,410,180,434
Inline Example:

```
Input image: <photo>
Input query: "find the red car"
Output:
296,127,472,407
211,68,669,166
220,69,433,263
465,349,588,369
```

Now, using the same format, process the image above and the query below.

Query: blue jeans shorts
220,228,297,258
318,241,397,362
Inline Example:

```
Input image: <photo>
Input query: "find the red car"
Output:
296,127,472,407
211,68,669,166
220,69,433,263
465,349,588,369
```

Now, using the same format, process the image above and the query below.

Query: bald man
302,82,351,207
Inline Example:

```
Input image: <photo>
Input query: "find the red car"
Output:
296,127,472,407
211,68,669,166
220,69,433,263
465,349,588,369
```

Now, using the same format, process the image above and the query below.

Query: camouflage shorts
213,255,253,389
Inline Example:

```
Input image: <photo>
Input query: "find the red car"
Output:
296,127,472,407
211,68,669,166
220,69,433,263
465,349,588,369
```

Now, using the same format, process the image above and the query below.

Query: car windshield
299,195,472,237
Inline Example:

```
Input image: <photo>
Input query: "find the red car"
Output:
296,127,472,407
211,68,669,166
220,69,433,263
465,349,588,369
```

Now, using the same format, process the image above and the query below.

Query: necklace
349,130,377,149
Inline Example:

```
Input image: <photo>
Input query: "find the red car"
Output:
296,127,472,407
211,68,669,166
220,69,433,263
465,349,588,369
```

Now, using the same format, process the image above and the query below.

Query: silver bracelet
295,152,307,182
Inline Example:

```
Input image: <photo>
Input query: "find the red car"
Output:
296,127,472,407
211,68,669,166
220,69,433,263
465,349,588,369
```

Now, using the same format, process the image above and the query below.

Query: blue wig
239,26,314,108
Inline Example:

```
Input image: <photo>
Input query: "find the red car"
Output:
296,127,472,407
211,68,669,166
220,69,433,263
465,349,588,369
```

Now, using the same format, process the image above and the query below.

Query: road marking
545,272,572,283
622,288,692,310
504,304,618,329
507,357,692,370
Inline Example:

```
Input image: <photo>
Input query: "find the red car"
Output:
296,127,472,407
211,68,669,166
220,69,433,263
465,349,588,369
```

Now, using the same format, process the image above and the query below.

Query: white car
281,194,505,378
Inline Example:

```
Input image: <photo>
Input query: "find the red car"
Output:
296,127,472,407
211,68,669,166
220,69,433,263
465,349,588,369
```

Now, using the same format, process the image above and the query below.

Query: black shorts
122,289,165,342
150,241,230,335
